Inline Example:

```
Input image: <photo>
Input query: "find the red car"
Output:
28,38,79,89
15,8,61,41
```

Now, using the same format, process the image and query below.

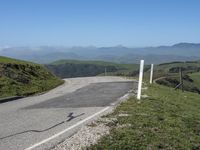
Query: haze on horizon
0,0,200,47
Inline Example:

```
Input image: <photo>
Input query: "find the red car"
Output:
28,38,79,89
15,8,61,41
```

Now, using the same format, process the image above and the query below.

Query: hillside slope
149,61,200,94
0,56,63,98
45,59,140,78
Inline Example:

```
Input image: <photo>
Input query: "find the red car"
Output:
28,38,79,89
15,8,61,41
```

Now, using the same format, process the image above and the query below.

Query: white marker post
150,64,154,84
137,60,144,100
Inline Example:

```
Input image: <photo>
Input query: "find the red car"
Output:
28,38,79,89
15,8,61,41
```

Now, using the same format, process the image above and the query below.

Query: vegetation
89,84,200,150
147,61,200,79
0,56,63,99
46,59,141,78
145,61,200,94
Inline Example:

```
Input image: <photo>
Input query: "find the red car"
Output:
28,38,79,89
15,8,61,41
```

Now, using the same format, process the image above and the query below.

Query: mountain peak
172,42,200,48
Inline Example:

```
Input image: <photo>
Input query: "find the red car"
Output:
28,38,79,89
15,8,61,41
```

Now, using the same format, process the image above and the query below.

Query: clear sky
0,0,200,47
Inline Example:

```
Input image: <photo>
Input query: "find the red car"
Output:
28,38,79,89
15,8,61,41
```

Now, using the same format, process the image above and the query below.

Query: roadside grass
89,84,200,150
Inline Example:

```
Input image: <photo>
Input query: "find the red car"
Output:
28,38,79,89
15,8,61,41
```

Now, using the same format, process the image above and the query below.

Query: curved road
0,76,136,150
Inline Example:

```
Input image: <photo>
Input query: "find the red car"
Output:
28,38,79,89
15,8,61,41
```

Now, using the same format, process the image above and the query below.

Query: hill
149,61,200,94
45,59,140,78
0,56,63,98
0,43,200,64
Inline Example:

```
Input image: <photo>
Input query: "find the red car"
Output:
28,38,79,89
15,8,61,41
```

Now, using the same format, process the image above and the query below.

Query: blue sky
0,0,200,47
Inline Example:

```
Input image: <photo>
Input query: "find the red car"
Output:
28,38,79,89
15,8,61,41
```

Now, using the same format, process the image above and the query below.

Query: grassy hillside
154,61,200,78
46,59,141,78
0,56,63,98
143,61,200,94
89,84,200,149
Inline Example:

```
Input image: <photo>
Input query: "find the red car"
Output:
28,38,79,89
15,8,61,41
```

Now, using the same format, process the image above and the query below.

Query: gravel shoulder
52,87,136,150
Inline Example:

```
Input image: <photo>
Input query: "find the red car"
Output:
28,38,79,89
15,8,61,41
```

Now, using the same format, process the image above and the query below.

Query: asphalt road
0,77,136,150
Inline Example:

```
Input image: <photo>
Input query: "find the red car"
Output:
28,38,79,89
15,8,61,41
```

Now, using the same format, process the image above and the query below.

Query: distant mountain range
0,43,200,64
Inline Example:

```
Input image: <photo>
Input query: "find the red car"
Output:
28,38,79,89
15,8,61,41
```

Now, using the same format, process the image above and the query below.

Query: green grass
189,72,200,85
144,61,200,80
156,61,200,72
155,72,200,94
148,61,200,94
89,84,200,150
0,56,64,99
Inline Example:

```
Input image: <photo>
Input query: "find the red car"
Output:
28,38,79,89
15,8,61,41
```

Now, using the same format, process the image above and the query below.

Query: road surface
0,76,136,150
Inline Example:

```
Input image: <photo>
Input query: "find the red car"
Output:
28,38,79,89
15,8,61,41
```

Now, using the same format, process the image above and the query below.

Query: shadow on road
0,112,85,140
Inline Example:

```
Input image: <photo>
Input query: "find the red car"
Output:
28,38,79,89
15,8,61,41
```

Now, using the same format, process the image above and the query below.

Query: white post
137,60,144,100
150,64,154,84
